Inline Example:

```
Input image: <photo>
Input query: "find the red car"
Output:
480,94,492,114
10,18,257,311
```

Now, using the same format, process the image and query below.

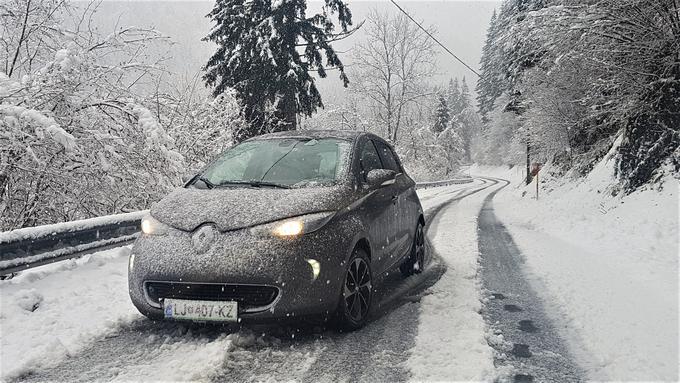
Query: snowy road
4,177,585,382
478,178,583,382
5,179,501,382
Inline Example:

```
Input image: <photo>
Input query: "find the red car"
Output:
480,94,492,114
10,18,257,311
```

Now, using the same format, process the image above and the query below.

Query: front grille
145,281,279,310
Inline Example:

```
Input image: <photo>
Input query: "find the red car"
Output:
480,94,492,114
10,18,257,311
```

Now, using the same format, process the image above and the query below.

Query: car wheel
400,221,425,277
337,248,372,331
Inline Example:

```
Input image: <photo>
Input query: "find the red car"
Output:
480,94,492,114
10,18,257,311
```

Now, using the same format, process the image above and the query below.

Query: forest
1,0,678,230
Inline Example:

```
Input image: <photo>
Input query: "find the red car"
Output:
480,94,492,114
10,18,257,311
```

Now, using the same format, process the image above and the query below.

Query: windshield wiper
218,180,291,189
250,180,291,189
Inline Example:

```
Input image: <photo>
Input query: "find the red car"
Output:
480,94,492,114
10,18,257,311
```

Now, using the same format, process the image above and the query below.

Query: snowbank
0,247,140,379
473,162,679,381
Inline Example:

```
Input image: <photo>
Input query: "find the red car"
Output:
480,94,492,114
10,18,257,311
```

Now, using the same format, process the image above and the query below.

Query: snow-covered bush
0,0,243,230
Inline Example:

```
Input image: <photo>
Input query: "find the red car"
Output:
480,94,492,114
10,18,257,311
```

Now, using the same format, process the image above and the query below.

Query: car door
373,139,414,266
354,137,399,274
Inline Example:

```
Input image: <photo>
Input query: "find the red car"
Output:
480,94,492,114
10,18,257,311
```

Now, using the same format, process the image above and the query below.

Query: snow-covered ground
0,247,139,379
473,160,679,381
409,179,498,380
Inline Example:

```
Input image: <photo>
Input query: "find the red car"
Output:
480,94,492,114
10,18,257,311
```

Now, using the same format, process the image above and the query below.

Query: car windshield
198,138,351,188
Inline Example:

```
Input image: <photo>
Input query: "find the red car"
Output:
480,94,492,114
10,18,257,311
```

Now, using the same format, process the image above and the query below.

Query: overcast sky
89,1,499,102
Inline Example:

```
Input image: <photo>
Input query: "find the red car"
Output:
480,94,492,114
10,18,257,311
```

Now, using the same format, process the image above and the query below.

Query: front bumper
128,218,359,322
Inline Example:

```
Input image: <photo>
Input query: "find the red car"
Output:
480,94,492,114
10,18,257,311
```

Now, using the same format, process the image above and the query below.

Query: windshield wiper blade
250,180,291,189
217,180,291,189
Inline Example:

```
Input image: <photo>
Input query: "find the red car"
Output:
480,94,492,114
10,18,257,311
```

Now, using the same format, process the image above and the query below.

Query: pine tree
460,77,471,110
203,0,354,140
433,93,450,134
447,78,462,117
475,9,501,123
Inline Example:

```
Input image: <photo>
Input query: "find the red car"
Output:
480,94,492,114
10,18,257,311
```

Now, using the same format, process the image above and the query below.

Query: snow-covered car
128,130,425,330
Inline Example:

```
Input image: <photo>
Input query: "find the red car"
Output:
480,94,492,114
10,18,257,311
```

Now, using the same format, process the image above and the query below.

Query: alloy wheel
343,257,372,323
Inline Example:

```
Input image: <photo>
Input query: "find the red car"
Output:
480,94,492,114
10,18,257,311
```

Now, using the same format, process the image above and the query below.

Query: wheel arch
353,237,371,261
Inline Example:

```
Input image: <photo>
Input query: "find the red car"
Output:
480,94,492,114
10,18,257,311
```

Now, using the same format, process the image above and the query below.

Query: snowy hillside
473,159,679,381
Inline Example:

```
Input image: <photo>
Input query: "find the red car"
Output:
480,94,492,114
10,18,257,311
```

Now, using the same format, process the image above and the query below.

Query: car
128,130,426,330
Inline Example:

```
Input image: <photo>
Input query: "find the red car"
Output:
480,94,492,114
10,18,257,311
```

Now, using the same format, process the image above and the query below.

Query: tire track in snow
478,177,585,382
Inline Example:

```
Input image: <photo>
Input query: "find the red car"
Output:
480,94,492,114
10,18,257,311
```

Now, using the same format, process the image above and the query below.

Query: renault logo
192,224,217,253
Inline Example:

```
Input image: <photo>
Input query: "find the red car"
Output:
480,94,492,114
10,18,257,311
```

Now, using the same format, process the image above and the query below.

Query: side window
374,141,401,172
358,139,383,181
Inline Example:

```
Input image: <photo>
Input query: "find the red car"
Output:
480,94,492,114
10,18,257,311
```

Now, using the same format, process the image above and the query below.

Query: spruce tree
476,9,501,123
204,0,354,140
447,78,462,117
433,93,450,134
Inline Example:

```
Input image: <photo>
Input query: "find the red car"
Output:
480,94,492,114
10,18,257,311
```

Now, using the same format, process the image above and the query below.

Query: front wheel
336,248,372,331
400,221,425,277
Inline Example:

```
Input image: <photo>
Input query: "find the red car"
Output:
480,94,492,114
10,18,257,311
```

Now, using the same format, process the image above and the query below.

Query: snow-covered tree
0,0,245,230
352,10,437,142
475,0,679,191
203,0,355,139
432,93,450,134
475,9,502,123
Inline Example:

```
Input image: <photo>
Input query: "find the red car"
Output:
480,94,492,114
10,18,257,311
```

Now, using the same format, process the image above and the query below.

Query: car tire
336,247,372,331
400,221,425,277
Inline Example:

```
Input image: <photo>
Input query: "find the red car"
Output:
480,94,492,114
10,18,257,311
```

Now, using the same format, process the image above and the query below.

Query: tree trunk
278,88,297,132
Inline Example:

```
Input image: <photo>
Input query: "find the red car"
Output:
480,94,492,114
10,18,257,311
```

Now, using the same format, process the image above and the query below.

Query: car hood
150,185,354,232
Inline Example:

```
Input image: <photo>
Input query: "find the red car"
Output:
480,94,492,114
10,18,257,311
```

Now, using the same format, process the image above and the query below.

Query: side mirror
366,169,398,188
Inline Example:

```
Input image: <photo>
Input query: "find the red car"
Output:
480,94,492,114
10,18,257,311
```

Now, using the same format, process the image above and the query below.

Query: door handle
391,195,399,204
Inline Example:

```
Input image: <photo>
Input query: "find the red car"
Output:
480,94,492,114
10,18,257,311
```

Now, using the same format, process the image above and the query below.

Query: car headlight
140,214,171,236
250,212,335,238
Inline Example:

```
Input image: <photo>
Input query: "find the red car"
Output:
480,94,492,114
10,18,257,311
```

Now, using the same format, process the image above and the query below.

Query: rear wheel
400,221,425,277
336,248,372,331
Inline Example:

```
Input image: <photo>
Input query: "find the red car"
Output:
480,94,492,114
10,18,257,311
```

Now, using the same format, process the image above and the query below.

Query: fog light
307,259,321,281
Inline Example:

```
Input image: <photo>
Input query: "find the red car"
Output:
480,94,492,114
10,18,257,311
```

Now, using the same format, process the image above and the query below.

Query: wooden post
525,142,531,185
535,170,539,200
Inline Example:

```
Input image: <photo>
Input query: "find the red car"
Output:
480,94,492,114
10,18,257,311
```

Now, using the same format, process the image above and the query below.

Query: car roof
250,129,383,143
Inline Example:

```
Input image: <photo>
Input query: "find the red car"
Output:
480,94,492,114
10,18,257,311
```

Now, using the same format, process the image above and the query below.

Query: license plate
163,299,238,322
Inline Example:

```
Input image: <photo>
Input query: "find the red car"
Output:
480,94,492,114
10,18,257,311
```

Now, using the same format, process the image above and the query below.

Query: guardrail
415,177,473,189
0,211,147,275
0,178,472,276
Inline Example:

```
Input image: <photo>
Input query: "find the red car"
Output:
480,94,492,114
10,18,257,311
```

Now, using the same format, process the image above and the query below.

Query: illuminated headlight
140,214,171,236
273,220,304,237
250,212,335,238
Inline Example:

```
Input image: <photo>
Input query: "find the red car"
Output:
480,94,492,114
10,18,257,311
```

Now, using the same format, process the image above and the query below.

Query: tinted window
374,141,401,172
358,139,383,181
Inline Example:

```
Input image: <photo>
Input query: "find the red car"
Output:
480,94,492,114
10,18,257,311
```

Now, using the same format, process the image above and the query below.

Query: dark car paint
150,185,354,233
128,130,424,322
